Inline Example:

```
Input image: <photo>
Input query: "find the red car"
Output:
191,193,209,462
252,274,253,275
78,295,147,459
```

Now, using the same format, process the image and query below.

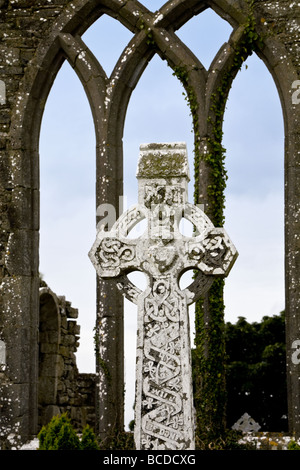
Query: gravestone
232,413,261,433
89,142,238,450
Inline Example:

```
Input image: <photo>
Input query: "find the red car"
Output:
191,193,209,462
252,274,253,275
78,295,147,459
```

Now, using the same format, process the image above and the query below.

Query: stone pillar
95,140,125,441
285,126,300,437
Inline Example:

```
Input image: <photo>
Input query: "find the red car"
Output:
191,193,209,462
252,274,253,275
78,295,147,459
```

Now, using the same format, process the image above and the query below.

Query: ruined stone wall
39,283,96,433
0,0,299,447
0,0,73,449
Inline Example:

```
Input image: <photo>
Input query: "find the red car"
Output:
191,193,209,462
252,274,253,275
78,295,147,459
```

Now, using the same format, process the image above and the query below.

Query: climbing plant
172,2,263,447
194,4,263,447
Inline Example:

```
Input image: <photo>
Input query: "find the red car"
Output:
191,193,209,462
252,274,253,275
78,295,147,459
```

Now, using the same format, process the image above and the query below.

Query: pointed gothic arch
1,0,299,445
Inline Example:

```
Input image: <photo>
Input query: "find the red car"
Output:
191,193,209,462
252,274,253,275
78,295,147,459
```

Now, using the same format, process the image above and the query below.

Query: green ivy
195,4,262,443
139,18,156,47
173,2,263,444
172,65,199,141
201,1,262,226
193,278,227,445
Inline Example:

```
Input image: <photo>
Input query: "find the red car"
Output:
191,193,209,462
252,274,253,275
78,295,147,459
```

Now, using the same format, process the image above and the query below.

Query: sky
39,3,285,428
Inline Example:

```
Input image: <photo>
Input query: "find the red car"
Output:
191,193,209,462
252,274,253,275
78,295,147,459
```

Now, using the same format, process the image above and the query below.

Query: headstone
232,412,261,432
89,142,238,450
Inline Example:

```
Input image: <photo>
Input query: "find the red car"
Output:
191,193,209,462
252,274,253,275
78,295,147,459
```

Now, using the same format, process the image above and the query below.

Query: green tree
38,413,80,450
224,311,288,431
80,425,100,450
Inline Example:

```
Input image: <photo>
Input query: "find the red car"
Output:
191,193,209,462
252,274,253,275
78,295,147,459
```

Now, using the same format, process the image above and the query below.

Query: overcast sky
39,4,285,427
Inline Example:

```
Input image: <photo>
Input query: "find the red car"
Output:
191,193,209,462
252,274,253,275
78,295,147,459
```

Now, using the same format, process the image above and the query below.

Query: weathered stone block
8,188,39,230
39,343,58,354
67,307,79,319
5,230,38,276
7,150,39,190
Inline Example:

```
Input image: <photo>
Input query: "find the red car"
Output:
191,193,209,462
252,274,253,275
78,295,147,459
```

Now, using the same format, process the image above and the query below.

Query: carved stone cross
89,142,238,450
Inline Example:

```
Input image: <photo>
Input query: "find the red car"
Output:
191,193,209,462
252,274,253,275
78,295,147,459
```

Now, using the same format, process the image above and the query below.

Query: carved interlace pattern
89,145,238,450
140,278,189,449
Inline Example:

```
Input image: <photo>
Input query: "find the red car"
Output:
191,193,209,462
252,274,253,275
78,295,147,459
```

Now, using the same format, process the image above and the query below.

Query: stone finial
136,142,190,180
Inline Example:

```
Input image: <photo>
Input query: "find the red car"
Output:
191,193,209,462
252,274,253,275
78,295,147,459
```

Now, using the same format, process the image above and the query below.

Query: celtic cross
89,142,238,450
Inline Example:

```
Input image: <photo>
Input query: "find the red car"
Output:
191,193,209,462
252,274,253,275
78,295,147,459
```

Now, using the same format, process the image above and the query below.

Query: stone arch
1,0,299,445
38,288,61,428
209,1,300,436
